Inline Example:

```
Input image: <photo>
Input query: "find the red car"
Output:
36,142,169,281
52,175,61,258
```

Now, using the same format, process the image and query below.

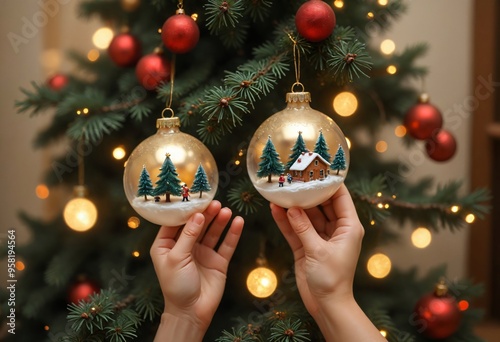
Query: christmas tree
191,164,212,198
153,153,182,202
257,136,285,183
286,131,308,169
313,130,332,162
2,0,490,341
331,144,347,175
137,166,154,200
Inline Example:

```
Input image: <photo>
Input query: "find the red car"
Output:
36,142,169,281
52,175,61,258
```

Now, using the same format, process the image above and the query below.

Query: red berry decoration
295,0,336,42
47,74,69,91
135,51,171,90
161,9,200,54
425,129,457,162
404,93,443,140
68,280,100,304
413,280,462,339
108,32,142,67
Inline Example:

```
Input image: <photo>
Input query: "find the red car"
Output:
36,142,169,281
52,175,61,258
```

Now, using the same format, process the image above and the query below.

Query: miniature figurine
278,173,285,187
181,184,190,202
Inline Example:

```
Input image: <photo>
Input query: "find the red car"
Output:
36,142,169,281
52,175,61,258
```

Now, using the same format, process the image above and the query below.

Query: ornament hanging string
77,135,85,186
287,33,305,93
161,53,177,118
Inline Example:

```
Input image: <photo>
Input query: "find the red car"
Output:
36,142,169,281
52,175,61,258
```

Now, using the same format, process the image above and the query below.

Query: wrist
154,312,207,342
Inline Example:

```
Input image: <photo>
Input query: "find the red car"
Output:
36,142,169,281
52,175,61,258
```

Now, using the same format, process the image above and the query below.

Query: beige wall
1,1,473,278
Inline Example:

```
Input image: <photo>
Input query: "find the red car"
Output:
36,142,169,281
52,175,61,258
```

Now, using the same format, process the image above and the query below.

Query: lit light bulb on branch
246,266,278,298
64,185,98,232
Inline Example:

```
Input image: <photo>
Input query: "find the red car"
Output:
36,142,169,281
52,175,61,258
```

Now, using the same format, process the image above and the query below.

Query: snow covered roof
289,151,330,171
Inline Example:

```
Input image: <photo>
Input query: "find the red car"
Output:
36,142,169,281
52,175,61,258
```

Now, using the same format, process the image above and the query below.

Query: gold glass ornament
123,117,218,227
247,90,349,209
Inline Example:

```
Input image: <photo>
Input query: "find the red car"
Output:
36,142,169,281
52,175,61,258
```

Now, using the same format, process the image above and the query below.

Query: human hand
151,201,244,341
270,183,364,317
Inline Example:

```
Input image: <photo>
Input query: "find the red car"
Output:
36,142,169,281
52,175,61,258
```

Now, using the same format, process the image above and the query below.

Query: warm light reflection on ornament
333,91,358,117
345,137,352,149
246,267,278,298
36,184,50,199
380,330,387,337
128,216,140,229
411,227,432,249
376,140,388,153
465,214,475,224
387,65,397,74
16,261,25,271
367,253,391,279
155,145,187,165
64,197,98,232
333,0,344,8
378,0,388,5
92,27,114,49
132,251,140,257
113,146,126,160
458,300,469,311
380,39,396,55
394,125,407,137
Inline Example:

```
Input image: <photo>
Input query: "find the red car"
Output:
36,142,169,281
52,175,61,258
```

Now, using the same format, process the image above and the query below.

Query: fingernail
193,213,204,225
288,207,301,219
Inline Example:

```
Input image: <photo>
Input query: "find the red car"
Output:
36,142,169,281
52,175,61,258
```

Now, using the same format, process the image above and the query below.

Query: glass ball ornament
247,91,349,209
64,186,98,232
123,116,218,227
246,266,278,298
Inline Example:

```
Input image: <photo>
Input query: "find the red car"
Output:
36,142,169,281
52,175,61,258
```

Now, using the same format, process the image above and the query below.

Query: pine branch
16,81,64,116
227,178,265,215
204,0,245,34
269,318,311,342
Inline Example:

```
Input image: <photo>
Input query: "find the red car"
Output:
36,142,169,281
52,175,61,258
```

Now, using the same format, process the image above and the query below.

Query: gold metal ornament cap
286,92,311,103
156,116,181,129
434,278,449,297
418,92,430,104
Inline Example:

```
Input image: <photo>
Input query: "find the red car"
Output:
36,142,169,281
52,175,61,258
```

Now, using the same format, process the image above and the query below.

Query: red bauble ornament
135,51,171,90
108,32,142,67
68,280,100,304
161,10,200,54
404,93,443,140
47,74,69,91
295,0,336,42
425,129,457,162
413,281,462,339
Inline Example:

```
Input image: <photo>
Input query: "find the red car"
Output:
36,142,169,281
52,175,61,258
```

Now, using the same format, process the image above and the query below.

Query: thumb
287,207,320,253
172,213,205,257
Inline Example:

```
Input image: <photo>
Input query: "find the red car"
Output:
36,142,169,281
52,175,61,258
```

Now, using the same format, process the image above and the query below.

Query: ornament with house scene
331,145,347,175
137,165,154,200
257,136,285,183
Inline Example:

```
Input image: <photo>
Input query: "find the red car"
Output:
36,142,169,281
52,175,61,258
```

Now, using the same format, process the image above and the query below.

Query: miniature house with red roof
289,151,331,182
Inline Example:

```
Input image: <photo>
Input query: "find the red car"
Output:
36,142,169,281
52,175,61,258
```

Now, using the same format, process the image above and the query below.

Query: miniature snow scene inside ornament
247,91,349,209
123,116,218,227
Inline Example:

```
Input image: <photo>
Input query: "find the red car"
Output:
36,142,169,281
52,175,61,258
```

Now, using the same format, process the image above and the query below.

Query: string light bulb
64,185,98,232
411,227,432,249
246,266,278,298
92,27,114,49
333,91,358,117
367,253,391,279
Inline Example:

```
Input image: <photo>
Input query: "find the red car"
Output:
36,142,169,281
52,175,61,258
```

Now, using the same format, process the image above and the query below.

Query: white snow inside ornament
123,116,218,226
247,90,349,209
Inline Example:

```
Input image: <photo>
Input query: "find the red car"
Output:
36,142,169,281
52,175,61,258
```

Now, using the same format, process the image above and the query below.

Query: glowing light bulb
378,0,388,6
376,140,388,153
132,251,140,257
333,91,358,117
380,39,396,55
387,65,397,74
35,184,50,199
92,27,114,49
367,253,391,279
394,125,407,137
411,227,432,248
450,205,460,213
465,214,475,224
127,216,140,229
334,0,344,8
458,300,469,311
64,186,98,232
113,146,126,160
87,49,100,62
16,261,25,271
246,266,278,298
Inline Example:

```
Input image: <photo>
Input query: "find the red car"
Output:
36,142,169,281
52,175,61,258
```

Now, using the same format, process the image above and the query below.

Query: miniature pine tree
152,153,182,202
313,130,331,162
257,136,285,183
137,165,154,200
286,131,308,168
331,145,347,175
191,164,211,198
